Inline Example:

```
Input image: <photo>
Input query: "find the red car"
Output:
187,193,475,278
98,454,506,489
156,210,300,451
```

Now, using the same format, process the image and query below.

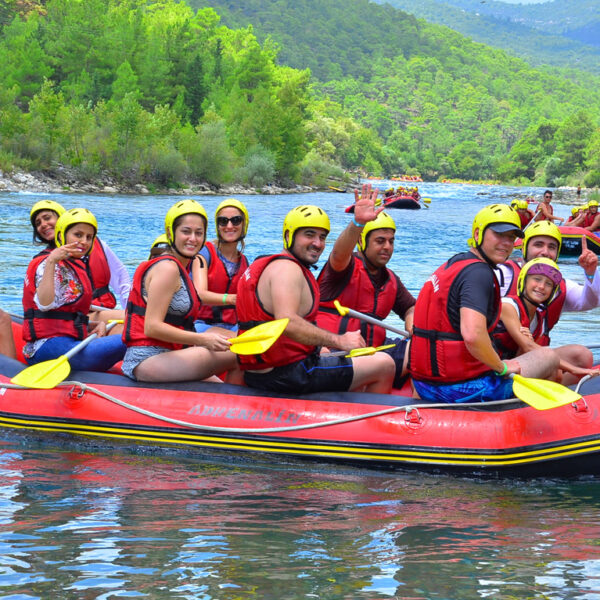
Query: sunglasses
217,215,244,227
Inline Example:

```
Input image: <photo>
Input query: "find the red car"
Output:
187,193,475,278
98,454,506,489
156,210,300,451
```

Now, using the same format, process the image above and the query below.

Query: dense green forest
441,0,600,41
375,0,600,73
193,0,600,186
0,0,599,187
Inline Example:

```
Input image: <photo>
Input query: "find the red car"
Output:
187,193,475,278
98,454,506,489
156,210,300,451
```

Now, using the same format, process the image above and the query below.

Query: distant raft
558,226,600,256
514,226,600,257
346,193,421,213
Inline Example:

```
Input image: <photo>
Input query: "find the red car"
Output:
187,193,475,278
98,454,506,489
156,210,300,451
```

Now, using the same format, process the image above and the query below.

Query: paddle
11,319,123,390
328,343,396,358
510,373,582,410
420,197,431,209
228,318,289,355
333,300,409,337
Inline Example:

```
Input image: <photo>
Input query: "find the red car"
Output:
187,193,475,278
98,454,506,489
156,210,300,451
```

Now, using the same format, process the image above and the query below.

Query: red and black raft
2,317,600,475
346,194,421,213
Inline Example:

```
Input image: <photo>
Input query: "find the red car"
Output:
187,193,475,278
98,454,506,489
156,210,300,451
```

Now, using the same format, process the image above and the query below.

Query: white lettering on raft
188,404,300,424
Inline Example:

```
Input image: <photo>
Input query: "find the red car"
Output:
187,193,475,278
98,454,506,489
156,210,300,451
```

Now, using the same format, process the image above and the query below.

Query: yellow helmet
517,200,529,210
30,200,66,226
589,200,599,208
522,220,562,259
164,199,208,244
357,211,396,252
510,199,519,208
283,205,330,250
148,233,170,259
571,206,579,216
468,204,523,248
54,208,98,253
517,257,562,299
215,198,249,237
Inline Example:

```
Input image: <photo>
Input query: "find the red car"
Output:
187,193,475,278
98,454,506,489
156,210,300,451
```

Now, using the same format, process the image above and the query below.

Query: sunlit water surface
1,183,600,598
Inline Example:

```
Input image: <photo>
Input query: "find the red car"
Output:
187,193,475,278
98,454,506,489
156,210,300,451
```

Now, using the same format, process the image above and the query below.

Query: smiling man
317,184,415,388
408,204,559,404
235,204,395,395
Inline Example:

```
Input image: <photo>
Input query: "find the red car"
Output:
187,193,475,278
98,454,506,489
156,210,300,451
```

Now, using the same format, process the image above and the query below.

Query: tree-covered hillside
192,0,600,185
375,0,600,73
441,0,600,46
1,0,599,187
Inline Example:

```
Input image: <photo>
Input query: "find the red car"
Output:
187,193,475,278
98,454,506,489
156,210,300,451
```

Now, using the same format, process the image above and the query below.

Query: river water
1,183,600,599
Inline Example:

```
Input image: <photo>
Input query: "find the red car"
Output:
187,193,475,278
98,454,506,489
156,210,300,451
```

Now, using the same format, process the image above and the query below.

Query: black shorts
383,337,409,389
244,352,354,395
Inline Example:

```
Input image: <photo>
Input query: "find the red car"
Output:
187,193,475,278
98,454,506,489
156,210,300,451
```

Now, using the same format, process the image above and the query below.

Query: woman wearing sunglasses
192,199,250,334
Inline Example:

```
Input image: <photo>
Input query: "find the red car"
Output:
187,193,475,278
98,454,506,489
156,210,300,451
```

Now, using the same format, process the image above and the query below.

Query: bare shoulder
146,257,181,288
262,256,302,281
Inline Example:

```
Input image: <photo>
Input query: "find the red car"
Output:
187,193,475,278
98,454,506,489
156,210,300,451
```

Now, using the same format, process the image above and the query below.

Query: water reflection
0,442,600,598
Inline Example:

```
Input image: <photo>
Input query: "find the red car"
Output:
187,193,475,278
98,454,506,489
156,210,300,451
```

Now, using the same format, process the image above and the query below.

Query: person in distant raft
236,205,395,395
317,184,415,388
534,190,564,224
408,204,560,403
583,200,600,233
493,257,597,386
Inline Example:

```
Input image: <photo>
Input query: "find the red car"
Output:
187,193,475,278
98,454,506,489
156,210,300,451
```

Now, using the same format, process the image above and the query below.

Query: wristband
352,216,365,228
222,293,228,304
495,362,508,377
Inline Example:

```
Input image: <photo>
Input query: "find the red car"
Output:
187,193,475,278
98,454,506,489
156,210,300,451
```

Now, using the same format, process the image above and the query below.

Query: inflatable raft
2,320,600,475
558,226,600,256
514,226,600,257
346,194,421,213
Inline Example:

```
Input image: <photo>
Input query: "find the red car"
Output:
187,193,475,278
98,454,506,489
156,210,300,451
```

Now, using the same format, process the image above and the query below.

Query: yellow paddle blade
422,197,431,203
511,373,581,410
10,355,71,390
346,343,396,357
228,318,289,355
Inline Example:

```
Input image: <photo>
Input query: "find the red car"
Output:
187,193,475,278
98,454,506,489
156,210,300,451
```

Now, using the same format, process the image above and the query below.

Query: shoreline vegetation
0,0,599,190
1,166,595,200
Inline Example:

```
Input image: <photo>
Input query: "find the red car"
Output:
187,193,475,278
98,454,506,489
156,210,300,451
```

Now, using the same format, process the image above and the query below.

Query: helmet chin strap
521,291,547,311
474,241,504,287
288,236,318,270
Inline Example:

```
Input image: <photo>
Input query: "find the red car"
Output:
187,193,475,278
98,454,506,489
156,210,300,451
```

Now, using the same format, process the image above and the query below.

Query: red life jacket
236,253,319,370
408,255,500,384
518,212,532,228
535,203,553,221
123,255,201,350
86,239,117,309
317,254,398,346
22,254,92,342
195,241,249,325
493,296,551,359
502,259,521,297
582,212,597,228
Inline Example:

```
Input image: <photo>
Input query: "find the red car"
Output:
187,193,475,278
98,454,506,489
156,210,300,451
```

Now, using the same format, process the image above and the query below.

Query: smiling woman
21,208,126,372
192,199,250,334
121,200,242,384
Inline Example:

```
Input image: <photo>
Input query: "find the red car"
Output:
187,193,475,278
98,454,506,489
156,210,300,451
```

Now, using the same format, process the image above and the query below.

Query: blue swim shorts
413,374,514,404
